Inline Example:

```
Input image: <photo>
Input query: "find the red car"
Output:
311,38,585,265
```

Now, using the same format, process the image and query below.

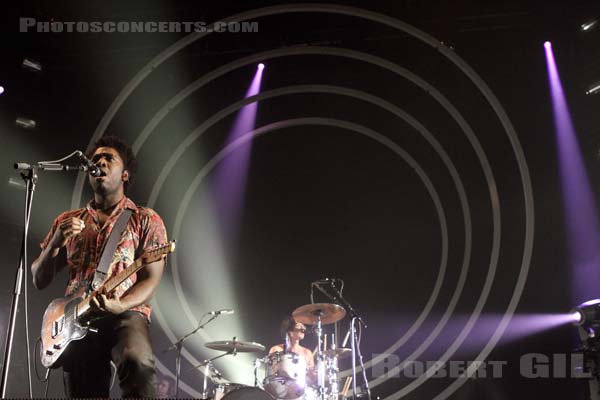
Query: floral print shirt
40,196,168,320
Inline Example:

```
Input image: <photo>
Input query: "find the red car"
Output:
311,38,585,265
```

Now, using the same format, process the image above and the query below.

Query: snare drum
263,351,307,399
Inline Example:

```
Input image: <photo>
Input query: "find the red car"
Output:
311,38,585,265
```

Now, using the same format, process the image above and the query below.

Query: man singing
31,136,167,398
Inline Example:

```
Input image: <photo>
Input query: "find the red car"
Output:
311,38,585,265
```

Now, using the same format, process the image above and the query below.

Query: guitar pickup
51,316,65,338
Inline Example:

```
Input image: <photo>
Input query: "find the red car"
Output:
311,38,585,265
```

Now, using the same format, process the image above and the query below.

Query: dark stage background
1,0,600,398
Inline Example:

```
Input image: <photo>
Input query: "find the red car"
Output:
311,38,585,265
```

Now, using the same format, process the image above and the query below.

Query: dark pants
62,311,156,398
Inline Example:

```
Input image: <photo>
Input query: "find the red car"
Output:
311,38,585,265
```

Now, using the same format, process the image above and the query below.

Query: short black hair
280,316,299,339
87,135,137,192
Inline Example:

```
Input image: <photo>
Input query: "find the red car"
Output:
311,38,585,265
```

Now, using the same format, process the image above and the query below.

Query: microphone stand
1,168,36,398
163,313,219,398
2,151,102,397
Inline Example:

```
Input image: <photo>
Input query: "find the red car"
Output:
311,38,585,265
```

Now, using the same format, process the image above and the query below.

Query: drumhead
222,387,274,399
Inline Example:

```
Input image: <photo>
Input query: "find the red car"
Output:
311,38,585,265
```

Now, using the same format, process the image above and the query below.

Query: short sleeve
40,215,61,250
139,209,168,253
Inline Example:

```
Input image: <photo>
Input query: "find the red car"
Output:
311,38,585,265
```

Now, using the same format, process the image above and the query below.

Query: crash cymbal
205,340,266,353
292,303,346,325
324,348,352,359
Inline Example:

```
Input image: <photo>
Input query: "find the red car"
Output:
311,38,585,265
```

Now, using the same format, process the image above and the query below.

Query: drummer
269,317,316,382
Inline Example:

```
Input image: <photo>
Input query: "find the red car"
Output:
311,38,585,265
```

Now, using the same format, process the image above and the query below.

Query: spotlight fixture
258,63,265,70
15,117,37,129
572,299,600,398
572,299,600,328
586,82,600,95
581,19,598,32
0,86,4,95
22,58,42,73
544,41,552,49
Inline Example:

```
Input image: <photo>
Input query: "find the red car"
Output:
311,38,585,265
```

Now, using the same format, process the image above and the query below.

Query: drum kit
196,302,351,400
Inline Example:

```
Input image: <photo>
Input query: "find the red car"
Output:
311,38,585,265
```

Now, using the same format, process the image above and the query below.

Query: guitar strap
91,209,132,291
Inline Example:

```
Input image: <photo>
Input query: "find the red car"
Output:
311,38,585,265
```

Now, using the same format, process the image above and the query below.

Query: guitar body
38,240,175,369
40,287,89,368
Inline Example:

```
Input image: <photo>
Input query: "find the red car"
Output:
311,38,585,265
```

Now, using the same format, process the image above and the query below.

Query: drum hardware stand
343,317,369,399
349,317,371,399
313,310,326,400
163,313,221,398
188,351,233,399
327,333,340,400
312,279,370,400
253,357,264,387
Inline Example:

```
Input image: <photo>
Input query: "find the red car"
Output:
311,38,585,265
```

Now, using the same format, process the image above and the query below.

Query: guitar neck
104,257,145,293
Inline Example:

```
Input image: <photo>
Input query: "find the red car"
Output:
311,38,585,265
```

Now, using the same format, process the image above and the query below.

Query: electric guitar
40,240,176,368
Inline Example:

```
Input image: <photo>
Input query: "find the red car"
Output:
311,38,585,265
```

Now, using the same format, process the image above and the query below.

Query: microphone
14,162,32,171
76,151,102,177
210,309,235,315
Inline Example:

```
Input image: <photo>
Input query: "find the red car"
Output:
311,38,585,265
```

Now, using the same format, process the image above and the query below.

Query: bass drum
222,387,274,400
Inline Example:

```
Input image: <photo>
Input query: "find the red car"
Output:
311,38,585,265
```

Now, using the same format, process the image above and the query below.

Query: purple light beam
421,313,579,356
545,42,600,304
214,65,264,242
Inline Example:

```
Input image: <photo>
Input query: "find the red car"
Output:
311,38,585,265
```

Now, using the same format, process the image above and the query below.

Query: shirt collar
85,196,138,215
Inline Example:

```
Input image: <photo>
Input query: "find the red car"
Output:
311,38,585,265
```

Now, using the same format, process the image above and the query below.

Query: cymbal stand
313,310,326,400
187,351,232,399
319,280,370,400
254,356,266,388
327,333,340,400
163,313,219,398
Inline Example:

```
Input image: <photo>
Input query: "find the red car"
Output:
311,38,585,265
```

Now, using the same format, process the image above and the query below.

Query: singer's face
88,147,126,196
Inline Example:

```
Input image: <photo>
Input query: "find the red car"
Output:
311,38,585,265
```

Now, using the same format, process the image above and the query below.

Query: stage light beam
544,41,600,304
213,65,264,242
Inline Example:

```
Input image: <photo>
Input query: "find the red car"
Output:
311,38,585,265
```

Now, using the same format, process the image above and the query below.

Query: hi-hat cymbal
292,303,346,325
205,340,266,353
324,348,352,360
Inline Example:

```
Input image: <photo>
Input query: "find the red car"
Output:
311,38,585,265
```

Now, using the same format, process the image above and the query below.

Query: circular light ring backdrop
161,116,449,396
132,42,494,384
145,84,472,380
72,4,534,399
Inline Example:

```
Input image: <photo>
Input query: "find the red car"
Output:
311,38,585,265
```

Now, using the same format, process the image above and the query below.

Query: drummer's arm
269,345,283,354
305,349,315,370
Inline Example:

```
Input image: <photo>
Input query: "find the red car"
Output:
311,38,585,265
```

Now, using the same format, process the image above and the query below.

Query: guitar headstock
142,240,176,264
